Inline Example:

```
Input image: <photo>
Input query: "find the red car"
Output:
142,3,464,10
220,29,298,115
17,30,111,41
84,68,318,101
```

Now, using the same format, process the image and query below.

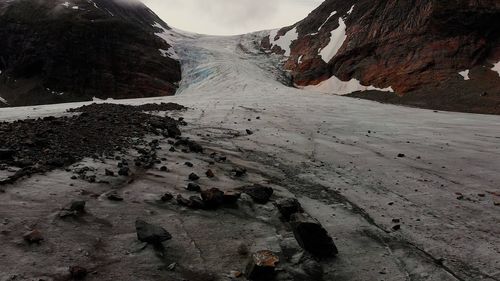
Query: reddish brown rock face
262,0,500,113
0,0,181,107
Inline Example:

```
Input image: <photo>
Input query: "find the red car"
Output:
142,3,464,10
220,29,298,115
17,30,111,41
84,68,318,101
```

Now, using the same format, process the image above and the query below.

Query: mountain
0,0,181,107
262,0,500,114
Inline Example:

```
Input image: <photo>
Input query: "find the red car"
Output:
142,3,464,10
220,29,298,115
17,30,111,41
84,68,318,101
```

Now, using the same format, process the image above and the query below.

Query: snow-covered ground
1,31,500,280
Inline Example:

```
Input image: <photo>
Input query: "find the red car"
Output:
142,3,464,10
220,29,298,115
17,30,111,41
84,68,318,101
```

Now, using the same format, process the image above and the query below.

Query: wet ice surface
1,31,500,280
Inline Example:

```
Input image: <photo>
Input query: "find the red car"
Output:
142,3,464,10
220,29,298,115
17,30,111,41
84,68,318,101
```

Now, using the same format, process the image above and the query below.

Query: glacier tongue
0,30,499,281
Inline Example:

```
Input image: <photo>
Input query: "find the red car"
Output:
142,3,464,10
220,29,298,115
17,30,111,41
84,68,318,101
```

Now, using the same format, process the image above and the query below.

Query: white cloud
141,0,323,35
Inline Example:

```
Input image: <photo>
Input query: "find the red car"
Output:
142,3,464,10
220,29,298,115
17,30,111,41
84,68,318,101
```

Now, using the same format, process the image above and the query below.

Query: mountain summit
0,0,181,106
262,0,500,114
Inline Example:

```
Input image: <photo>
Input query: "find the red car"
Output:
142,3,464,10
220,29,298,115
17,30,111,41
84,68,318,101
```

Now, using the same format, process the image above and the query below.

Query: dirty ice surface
1,30,500,281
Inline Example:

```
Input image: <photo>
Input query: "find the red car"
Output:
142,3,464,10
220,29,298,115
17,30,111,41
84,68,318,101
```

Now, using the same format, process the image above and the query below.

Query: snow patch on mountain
152,22,179,60
269,27,298,57
301,74,394,95
347,5,355,15
492,61,500,76
0,96,8,105
459,70,470,80
319,18,347,63
309,11,337,36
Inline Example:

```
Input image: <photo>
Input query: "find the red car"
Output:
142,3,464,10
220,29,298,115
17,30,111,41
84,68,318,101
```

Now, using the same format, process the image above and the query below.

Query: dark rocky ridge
0,0,181,107
262,0,500,114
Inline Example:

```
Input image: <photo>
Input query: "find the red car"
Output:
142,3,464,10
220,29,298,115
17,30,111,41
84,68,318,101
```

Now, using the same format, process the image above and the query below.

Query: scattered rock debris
0,103,184,185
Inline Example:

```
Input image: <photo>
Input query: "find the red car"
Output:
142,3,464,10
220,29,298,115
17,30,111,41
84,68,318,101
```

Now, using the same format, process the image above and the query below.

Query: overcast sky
141,0,323,35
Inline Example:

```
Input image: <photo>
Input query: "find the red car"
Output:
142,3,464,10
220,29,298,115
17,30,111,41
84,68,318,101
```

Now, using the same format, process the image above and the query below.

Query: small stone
69,266,87,280
290,213,338,258
106,191,123,202
245,250,279,280
241,184,273,204
205,169,215,178
188,196,205,209
186,183,201,192
0,149,15,160
169,146,176,152
392,218,400,223
160,166,168,172
230,271,243,278
201,188,225,209
188,173,200,181
176,194,191,206
222,191,241,205
161,193,174,202
105,169,114,176
237,243,249,256
59,200,86,218
184,162,194,167
275,198,304,221
397,153,405,158
118,167,130,176
246,129,254,135
302,258,323,280
232,167,247,177
23,230,43,244
167,263,176,271
135,220,172,244
392,224,401,231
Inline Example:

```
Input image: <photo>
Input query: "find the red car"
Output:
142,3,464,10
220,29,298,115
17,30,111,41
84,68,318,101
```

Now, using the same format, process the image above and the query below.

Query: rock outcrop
262,0,500,114
0,0,181,106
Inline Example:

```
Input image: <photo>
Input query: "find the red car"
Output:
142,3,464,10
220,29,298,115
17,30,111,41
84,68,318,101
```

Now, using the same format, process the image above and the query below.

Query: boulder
201,188,225,209
241,184,273,204
135,220,172,244
290,213,338,258
275,198,304,221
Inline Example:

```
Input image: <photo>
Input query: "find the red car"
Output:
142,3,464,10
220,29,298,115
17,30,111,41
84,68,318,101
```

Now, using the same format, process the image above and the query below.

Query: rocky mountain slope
0,0,181,107
262,0,500,114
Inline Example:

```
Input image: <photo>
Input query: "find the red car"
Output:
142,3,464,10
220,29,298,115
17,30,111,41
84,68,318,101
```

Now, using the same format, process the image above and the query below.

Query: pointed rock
135,220,172,244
